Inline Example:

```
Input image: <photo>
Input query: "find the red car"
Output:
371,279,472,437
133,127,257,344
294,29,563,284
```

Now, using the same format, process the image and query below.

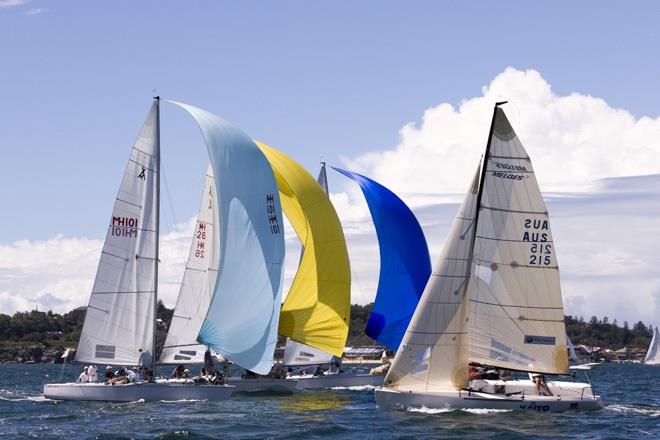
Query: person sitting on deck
532,374,553,396
76,366,89,383
110,366,130,385
104,366,114,384
171,364,186,379
87,365,98,382
127,366,140,383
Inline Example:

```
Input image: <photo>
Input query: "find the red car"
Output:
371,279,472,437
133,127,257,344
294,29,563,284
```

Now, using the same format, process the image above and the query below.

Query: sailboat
644,327,659,365
375,103,603,412
44,98,286,401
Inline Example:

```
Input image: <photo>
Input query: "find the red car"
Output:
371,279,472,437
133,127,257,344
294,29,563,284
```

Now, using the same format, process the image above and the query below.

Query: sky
0,1,659,329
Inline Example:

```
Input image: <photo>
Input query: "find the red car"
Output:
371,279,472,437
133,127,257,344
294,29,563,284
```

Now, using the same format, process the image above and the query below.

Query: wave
406,406,513,415
607,404,660,417
329,385,376,391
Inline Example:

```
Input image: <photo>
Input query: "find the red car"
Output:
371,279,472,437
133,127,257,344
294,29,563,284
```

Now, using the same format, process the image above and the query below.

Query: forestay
76,102,159,366
469,107,568,375
333,168,431,352
257,143,351,357
384,167,480,392
160,165,221,364
171,101,285,375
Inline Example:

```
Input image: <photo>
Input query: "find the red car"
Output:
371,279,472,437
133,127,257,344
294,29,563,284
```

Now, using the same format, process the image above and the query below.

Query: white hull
292,372,384,390
43,382,234,402
226,377,299,394
375,379,603,413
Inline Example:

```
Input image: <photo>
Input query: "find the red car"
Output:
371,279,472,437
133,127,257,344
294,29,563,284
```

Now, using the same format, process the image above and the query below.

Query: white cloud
0,0,29,8
343,68,660,201
23,7,46,15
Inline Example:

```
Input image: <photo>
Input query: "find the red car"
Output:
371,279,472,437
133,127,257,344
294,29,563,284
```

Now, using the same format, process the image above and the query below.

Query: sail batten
170,101,285,375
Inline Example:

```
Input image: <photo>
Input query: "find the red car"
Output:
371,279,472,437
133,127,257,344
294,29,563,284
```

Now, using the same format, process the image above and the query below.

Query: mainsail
76,101,159,366
159,165,221,364
333,168,431,351
644,327,659,365
257,144,351,357
385,104,569,392
171,102,285,375
468,106,568,374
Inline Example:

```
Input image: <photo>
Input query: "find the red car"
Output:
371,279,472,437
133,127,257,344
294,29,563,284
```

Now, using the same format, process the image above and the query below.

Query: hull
292,373,384,390
226,377,298,394
375,379,603,413
43,382,234,402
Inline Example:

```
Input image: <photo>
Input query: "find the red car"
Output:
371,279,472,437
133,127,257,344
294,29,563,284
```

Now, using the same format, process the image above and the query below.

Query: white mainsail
159,165,221,364
282,338,333,367
469,107,568,374
171,101,285,375
644,327,659,365
385,104,569,393
76,102,159,366
385,167,480,392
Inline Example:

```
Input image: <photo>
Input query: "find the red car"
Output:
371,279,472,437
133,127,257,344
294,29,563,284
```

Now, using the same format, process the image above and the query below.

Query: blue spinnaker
171,101,285,375
332,167,431,351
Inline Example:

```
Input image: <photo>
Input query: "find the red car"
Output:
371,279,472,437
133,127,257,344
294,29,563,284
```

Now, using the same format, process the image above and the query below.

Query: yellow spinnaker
256,141,351,357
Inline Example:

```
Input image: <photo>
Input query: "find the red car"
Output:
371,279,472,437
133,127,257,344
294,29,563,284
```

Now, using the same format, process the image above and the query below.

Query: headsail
333,168,431,351
170,101,285,375
159,165,221,364
76,102,159,366
644,327,659,365
468,106,568,374
257,143,351,357
384,167,480,392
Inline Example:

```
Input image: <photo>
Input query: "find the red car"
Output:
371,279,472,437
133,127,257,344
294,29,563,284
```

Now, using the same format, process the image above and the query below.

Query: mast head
154,95,161,102
495,101,508,107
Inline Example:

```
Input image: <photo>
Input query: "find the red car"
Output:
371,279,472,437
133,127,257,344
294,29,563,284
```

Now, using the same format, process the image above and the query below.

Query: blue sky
1,1,660,241
0,1,659,327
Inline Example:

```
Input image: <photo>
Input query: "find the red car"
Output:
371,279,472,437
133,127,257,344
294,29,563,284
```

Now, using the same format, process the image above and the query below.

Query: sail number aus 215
266,194,281,234
522,218,552,266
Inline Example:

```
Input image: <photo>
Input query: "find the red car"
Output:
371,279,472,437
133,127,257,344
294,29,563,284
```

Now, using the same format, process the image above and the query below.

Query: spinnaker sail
257,143,350,357
332,168,431,352
170,102,285,375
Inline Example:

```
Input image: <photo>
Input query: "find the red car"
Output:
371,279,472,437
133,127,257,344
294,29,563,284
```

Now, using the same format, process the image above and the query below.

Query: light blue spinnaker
171,101,285,375
333,167,431,351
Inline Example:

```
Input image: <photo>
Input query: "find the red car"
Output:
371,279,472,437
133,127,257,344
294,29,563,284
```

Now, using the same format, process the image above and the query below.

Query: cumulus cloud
343,68,660,201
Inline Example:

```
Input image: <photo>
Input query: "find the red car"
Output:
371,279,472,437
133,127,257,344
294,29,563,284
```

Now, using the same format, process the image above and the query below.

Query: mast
472,101,507,239
152,95,161,378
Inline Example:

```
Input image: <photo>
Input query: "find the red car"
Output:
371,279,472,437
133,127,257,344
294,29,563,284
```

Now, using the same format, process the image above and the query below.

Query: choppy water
0,363,658,439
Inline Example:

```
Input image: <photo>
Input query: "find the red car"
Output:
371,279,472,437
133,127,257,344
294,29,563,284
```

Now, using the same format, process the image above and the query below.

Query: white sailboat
644,327,659,365
44,98,287,401
375,103,603,412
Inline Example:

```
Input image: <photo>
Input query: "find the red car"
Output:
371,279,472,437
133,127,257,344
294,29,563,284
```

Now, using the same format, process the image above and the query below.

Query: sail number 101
266,194,281,234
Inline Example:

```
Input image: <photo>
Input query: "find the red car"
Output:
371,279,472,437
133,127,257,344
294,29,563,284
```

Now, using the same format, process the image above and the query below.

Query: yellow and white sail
257,142,351,357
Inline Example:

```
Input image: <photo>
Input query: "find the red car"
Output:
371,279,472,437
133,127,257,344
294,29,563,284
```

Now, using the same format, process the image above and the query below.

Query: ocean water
0,363,658,439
